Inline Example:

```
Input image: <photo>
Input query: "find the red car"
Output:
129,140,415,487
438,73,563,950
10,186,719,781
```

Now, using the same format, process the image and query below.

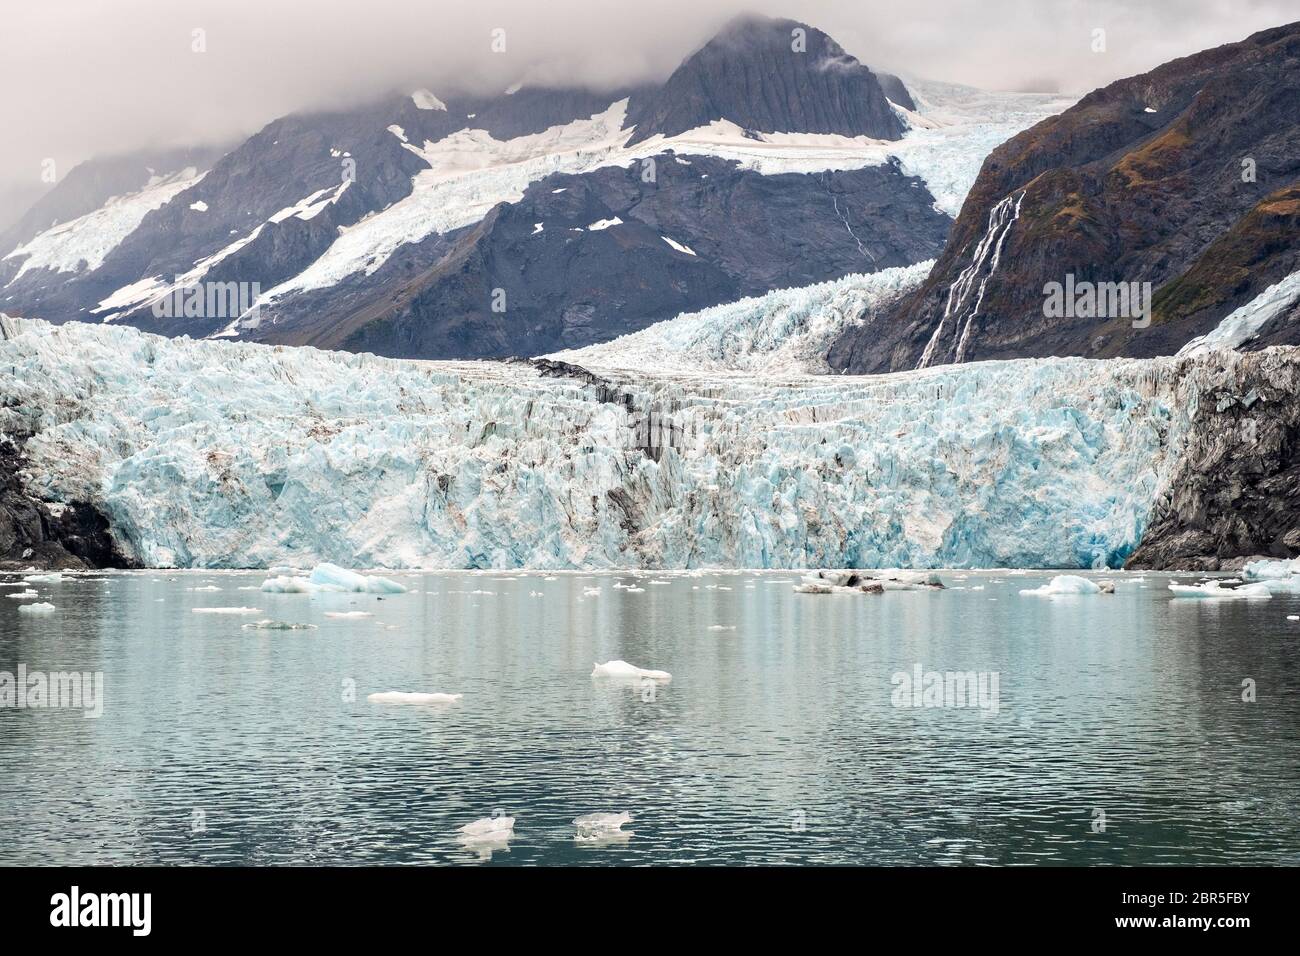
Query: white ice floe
191,606,263,614
367,691,462,705
1168,581,1272,599
17,602,56,614
6,590,40,599
591,660,671,681
1019,575,1102,596
707,625,736,631
22,572,63,584
323,611,374,619
574,812,633,842
458,816,514,839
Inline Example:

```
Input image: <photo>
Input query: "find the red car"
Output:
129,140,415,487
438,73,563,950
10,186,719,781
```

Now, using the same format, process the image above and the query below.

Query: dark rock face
1126,348,1300,571
249,154,949,359
625,15,903,145
0,433,136,570
831,21,1300,374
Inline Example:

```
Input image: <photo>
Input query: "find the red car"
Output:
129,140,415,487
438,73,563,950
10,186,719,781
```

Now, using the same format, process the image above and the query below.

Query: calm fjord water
2,570,1297,866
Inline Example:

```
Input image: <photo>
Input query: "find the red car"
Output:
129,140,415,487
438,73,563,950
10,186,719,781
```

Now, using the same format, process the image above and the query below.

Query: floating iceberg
574,812,633,842
191,606,263,614
261,563,407,593
17,602,56,614
1168,581,1272,599
1019,575,1102,596
6,590,40,599
458,816,514,840
1243,558,1300,581
21,573,63,584
367,691,462,705
323,610,373,619
591,660,672,681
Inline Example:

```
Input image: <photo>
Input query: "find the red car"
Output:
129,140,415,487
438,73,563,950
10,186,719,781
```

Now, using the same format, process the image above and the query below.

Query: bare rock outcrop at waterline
1124,347,1300,570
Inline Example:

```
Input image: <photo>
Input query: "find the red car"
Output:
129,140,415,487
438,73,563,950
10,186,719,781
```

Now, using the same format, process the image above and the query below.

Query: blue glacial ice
0,313,1242,571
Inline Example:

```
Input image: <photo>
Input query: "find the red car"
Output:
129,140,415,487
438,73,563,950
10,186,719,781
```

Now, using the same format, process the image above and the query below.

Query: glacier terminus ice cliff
3,313,1296,571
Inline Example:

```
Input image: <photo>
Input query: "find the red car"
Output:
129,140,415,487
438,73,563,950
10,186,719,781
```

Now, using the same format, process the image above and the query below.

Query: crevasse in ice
0,315,1208,570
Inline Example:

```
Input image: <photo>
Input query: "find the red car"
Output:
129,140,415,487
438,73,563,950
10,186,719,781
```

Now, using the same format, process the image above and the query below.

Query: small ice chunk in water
192,606,263,614
186,585,222,592
458,816,514,839
18,602,56,614
574,812,633,841
367,691,462,705
7,590,40,599
708,625,736,631
1019,575,1102,596
242,619,317,630
1287,615,1299,621
22,573,63,584
324,611,373,619
591,660,671,681
1168,581,1272,599
583,586,602,597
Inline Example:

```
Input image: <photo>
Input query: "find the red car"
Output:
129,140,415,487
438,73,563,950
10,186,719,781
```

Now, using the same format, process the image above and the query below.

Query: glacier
551,263,931,375
0,312,1248,571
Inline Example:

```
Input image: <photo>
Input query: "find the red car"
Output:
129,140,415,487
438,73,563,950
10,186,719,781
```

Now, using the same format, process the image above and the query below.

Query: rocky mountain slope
830,20,1300,373
0,15,962,361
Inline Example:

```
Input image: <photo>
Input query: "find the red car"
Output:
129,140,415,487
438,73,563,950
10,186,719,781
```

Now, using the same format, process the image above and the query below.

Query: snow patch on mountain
3,168,203,283
1,314,1199,570
551,262,931,375
411,89,447,111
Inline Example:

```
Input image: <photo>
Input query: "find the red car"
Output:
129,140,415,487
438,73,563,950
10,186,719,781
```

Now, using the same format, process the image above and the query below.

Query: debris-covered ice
242,619,318,630
574,812,633,842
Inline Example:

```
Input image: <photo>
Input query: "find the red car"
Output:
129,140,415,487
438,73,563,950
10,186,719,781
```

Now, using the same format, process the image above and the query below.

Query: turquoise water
2,569,1298,865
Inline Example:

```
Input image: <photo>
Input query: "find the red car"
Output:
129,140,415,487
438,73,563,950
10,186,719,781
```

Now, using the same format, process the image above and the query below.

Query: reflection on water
1,569,1298,865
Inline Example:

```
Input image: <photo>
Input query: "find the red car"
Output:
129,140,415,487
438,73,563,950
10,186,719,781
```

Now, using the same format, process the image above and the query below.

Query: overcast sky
2,0,1296,226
